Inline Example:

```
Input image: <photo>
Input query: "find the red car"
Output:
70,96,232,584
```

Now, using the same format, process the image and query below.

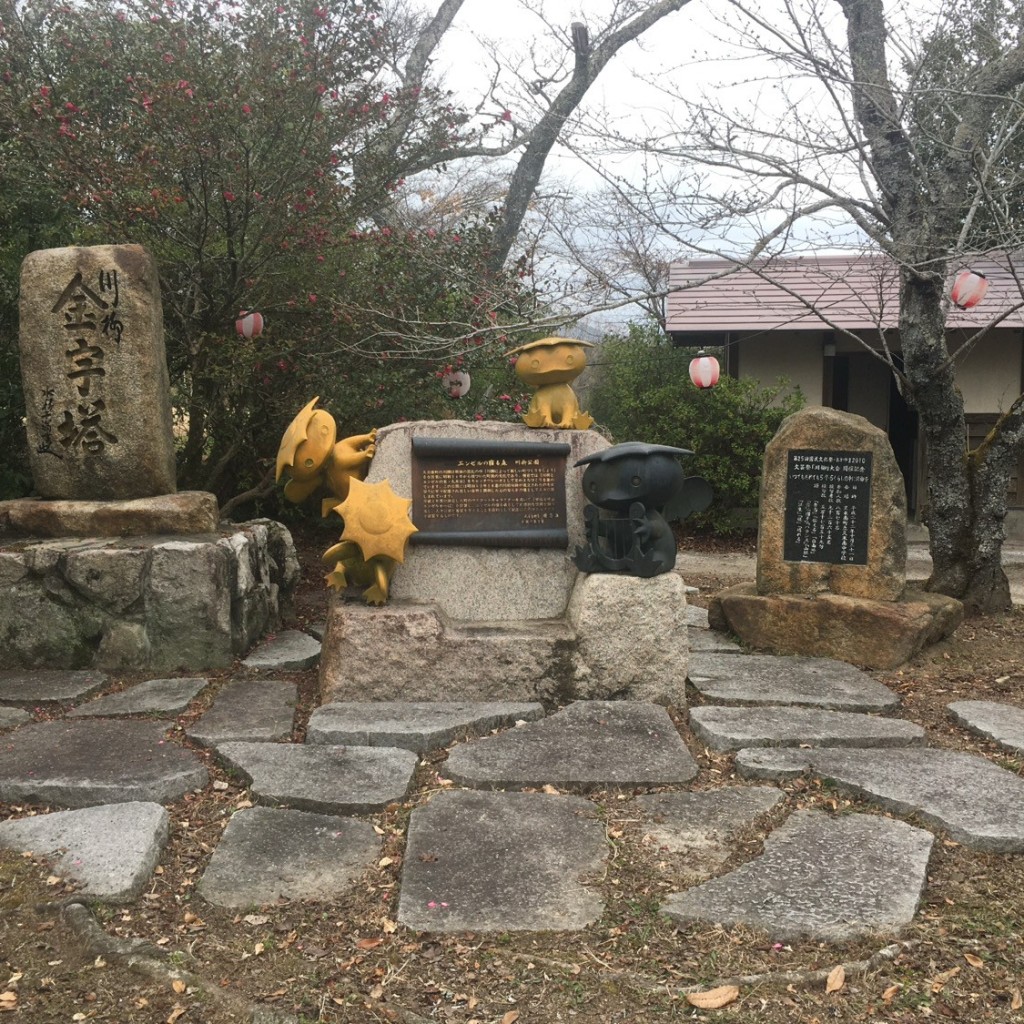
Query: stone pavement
2,612,1024,947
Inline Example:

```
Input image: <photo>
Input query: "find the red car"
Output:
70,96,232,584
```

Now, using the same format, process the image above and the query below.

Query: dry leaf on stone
686,985,740,1009
826,966,845,993
964,953,984,969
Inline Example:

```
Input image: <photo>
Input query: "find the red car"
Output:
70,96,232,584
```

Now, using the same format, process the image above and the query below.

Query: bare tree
576,0,1024,613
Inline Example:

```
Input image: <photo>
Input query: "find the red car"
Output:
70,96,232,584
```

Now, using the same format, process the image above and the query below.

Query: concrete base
319,571,690,706
0,519,299,672
709,583,962,670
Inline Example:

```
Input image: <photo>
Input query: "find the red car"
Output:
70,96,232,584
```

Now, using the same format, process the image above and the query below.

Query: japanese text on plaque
783,449,872,565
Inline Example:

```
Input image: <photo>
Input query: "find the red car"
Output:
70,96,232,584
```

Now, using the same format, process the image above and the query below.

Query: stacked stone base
0,518,299,672
320,572,690,706
709,583,963,670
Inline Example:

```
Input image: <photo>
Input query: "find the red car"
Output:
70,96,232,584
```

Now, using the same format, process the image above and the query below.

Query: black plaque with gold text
411,437,570,547
783,449,872,564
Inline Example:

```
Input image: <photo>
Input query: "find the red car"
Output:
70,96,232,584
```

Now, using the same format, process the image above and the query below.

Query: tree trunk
899,269,1012,613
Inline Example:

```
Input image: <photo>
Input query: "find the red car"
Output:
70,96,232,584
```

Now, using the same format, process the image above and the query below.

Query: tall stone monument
0,244,297,671
710,407,962,669
19,245,177,500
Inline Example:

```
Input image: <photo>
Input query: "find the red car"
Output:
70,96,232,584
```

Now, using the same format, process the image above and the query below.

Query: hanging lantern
236,310,265,338
951,270,988,310
689,349,720,389
441,369,471,398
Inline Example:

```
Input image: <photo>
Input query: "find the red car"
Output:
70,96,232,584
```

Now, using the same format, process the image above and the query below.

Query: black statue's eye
589,480,598,492
631,475,642,487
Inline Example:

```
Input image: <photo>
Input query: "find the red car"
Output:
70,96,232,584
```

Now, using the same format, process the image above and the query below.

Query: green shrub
589,321,804,534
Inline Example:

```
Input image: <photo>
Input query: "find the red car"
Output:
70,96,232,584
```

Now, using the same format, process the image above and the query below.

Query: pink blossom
241,103,251,114
308,293,317,303
513,403,522,413
64,101,78,112
223,190,236,201
39,86,50,97
501,109,512,121
163,53,174,64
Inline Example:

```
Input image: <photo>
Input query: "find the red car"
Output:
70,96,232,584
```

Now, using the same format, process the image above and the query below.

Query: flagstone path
2,613,1024,945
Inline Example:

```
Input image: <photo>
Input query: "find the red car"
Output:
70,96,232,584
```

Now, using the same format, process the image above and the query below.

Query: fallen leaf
882,984,901,1003
369,984,384,999
356,937,384,950
243,914,269,926
46,875,61,886
4,974,21,988
826,965,845,993
253,942,265,955
932,966,960,993
212,780,228,791
541,784,559,794
964,953,984,969
381,919,397,934
1012,988,1022,1011
167,1005,186,1024
686,985,740,1009
378,856,394,868
468,995,479,1009
0,992,15,1008
171,979,186,994
500,1012,520,1024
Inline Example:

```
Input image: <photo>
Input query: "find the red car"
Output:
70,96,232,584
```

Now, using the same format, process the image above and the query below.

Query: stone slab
0,669,108,707
685,605,709,629
370,420,610,622
306,701,546,754
0,802,169,902
215,742,418,814
0,720,207,807
734,747,1024,851
0,492,218,539
398,790,605,932
199,806,379,908
632,787,784,852
689,705,925,752
688,630,743,654
443,701,698,791
711,584,963,670
688,653,899,711
662,810,933,941
0,708,31,730
186,679,296,747
68,677,208,718
948,700,1024,754
19,244,177,500
756,407,907,600
242,630,322,671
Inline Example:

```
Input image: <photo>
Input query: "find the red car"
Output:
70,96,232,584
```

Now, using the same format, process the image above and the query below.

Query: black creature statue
573,442,713,577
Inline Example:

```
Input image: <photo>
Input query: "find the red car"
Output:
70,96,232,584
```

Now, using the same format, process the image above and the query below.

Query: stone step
0,669,107,708
689,705,925,752
306,700,545,754
397,790,605,933
948,700,1024,755
0,802,169,902
736,747,1024,852
688,630,743,654
199,806,379,909
661,810,933,942
0,720,207,808
186,679,296,747
0,708,31,730
442,701,698,791
68,676,208,718
242,629,321,671
688,653,899,712
215,741,418,814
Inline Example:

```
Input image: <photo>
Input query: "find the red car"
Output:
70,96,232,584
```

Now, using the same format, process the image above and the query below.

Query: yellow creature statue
275,398,416,604
506,337,595,430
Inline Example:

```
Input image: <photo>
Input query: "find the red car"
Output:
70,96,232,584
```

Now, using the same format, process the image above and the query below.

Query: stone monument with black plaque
318,419,692,705
708,407,962,670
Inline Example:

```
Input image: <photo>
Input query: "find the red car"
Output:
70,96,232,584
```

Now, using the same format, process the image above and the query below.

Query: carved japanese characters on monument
19,245,177,500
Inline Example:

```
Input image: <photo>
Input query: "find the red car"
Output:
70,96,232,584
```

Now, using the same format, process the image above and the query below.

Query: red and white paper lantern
950,270,988,310
688,350,720,389
236,310,265,338
441,370,471,398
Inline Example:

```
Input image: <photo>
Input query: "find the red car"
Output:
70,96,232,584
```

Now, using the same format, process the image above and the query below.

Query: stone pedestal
709,583,962,670
0,519,298,672
319,570,688,706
